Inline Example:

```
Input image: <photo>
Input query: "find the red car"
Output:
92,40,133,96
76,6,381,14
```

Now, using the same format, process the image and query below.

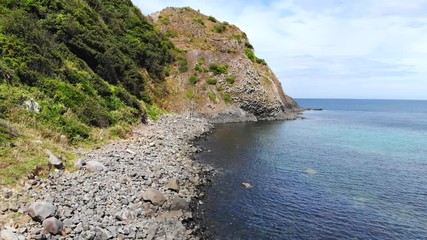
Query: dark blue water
197,99,427,240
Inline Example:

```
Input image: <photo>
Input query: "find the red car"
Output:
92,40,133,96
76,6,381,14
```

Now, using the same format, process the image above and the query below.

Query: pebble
4,115,213,239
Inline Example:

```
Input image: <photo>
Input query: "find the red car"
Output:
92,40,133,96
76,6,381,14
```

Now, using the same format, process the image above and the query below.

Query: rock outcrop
151,7,301,122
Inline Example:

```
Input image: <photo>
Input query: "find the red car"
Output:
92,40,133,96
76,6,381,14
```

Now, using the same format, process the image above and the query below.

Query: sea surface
196,99,427,240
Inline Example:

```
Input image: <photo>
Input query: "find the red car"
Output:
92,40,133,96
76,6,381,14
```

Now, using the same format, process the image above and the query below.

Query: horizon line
294,97,427,101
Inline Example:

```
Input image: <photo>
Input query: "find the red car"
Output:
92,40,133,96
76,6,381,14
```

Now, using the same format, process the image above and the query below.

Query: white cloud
132,0,427,100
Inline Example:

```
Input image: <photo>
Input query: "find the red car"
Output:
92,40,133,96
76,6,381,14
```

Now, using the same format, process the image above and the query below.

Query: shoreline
1,114,214,239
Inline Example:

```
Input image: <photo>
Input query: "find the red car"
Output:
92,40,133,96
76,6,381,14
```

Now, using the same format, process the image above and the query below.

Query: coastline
0,114,214,239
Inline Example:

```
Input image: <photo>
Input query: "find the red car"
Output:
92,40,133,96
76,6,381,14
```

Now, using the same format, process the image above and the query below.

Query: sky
133,0,427,100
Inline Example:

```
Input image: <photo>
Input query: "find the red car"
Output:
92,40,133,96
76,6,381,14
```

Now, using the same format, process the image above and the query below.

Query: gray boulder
95,227,113,240
45,150,64,169
86,161,106,172
42,217,63,235
142,188,166,206
27,201,57,222
0,229,18,240
19,98,41,113
170,196,189,211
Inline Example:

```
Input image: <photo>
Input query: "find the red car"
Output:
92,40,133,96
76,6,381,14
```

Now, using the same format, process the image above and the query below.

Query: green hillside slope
0,0,175,184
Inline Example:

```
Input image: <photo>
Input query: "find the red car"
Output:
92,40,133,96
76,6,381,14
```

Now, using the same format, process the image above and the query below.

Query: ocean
196,99,427,239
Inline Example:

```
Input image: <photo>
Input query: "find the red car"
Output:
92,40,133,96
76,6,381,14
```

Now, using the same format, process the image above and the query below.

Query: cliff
151,7,300,122
0,2,299,184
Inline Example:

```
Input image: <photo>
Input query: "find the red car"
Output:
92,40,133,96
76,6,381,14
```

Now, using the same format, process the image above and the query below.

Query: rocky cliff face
150,7,300,122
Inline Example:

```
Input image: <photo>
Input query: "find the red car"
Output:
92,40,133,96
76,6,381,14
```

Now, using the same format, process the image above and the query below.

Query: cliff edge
151,7,300,122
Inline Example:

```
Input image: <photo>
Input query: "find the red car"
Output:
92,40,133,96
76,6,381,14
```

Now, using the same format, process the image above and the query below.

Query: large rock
165,178,180,192
27,201,57,222
0,229,19,240
95,227,113,240
42,217,63,235
19,98,41,113
170,196,189,211
142,188,166,206
86,161,106,172
45,150,64,169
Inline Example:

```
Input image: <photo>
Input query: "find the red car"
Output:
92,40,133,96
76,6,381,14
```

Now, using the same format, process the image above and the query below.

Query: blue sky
133,0,427,100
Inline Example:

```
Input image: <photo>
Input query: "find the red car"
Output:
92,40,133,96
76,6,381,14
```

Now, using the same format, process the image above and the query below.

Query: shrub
165,30,177,38
193,18,205,26
209,63,228,75
244,49,257,62
226,76,236,84
194,64,202,72
159,15,170,25
206,78,217,85
198,58,206,65
223,93,232,103
188,75,198,85
245,42,254,49
256,58,267,65
213,24,227,33
178,57,189,73
208,16,217,22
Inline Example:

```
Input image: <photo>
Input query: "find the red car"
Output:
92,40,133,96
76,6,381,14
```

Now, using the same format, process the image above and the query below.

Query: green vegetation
230,34,243,43
159,15,170,25
186,90,195,99
226,76,236,84
208,92,216,102
188,75,198,85
0,0,177,184
213,23,227,33
244,49,266,65
223,93,232,103
177,57,189,72
165,30,178,38
208,16,217,22
206,78,218,85
193,18,205,26
209,63,228,75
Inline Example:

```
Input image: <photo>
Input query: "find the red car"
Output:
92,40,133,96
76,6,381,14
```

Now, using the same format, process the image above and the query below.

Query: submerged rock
304,168,317,175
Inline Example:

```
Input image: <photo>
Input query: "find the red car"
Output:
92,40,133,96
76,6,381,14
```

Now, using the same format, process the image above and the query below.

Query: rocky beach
0,115,213,239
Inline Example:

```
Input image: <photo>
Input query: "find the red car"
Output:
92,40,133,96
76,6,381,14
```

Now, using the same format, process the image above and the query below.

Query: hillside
0,2,299,184
150,7,300,122
0,0,175,184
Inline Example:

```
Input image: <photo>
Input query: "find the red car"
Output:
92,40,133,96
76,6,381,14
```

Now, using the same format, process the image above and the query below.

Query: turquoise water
196,99,427,239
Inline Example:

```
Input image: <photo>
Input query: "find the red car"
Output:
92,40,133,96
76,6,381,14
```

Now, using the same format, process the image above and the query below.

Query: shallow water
196,99,427,239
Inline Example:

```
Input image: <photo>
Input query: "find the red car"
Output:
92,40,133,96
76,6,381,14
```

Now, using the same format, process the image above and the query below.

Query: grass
188,75,198,85
206,78,218,85
223,93,232,104
209,63,228,75
208,92,217,103
226,76,236,84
